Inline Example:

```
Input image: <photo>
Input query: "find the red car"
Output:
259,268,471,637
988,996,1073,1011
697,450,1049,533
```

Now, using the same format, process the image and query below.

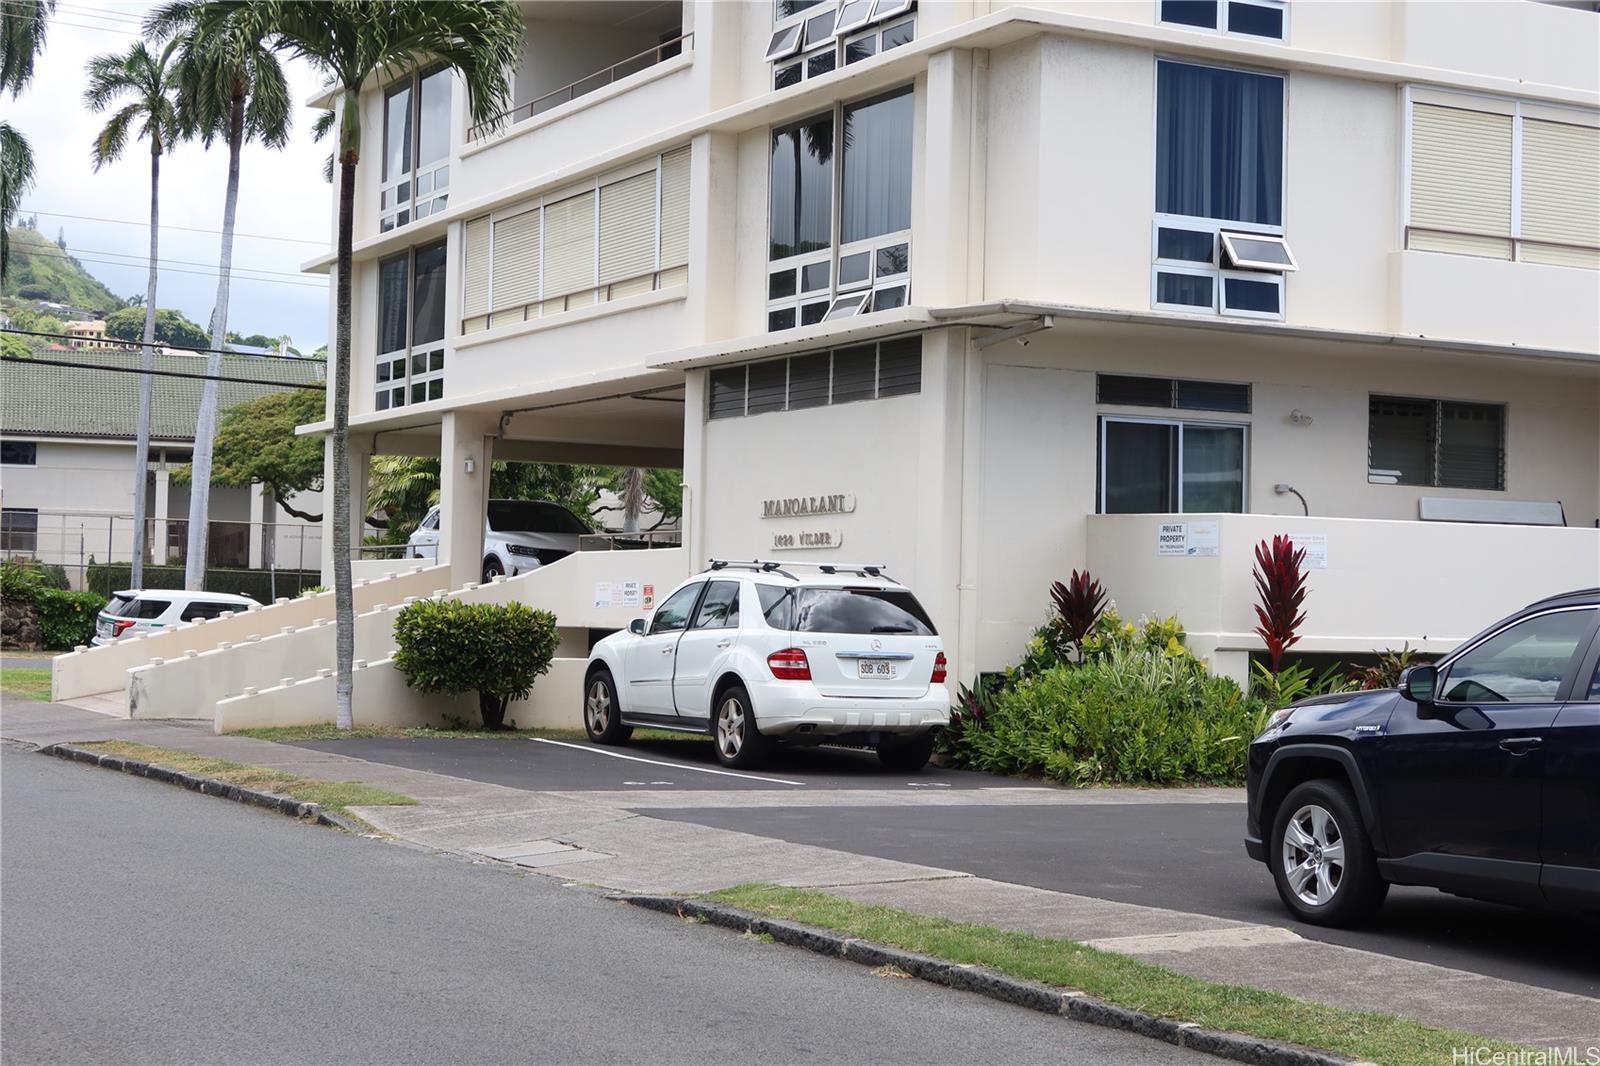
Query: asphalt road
646,802,1600,998
291,734,1051,792
0,746,1207,1066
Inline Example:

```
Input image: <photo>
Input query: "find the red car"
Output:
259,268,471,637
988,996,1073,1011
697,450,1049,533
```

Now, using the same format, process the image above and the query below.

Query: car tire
877,732,937,771
482,556,505,583
1269,779,1388,927
713,683,772,770
583,669,632,746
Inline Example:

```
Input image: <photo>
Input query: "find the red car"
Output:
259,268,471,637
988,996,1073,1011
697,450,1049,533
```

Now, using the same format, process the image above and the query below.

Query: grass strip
229,723,702,744
709,883,1522,1066
76,740,417,816
0,665,52,702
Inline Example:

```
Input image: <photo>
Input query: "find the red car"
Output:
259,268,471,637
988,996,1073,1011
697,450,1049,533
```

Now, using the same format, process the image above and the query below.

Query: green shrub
946,642,1266,786
1,559,45,605
33,588,106,649
85,563,321,601
393,599,559,730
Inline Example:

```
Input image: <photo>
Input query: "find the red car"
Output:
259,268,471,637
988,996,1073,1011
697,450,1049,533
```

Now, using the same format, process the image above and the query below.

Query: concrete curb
619,895,1364,1066
38,743,361,832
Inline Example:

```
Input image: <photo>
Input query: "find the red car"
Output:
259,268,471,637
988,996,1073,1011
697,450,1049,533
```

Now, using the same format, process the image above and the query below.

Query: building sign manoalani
762,493,855,551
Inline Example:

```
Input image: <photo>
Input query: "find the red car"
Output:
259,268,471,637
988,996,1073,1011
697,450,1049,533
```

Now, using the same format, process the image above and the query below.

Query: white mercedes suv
583,560,951,770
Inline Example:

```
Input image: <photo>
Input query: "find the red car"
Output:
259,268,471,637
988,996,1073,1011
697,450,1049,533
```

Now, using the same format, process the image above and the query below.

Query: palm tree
198,1,522,729
0,0,54,278
85,39,183,588
149,1,291,590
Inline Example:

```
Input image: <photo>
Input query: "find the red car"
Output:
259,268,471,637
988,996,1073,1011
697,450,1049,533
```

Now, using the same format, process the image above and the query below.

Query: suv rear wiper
869,625,916,633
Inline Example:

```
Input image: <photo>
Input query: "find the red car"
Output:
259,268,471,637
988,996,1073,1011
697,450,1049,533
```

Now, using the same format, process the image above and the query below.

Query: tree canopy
105,305,208,349
182,388,325,520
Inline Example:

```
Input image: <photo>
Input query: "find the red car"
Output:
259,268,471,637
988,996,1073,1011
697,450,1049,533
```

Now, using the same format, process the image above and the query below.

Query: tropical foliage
181,389,326,521
105,305,209,348
1049,569,1108,653
0,0,53,277
1252,535,1308,673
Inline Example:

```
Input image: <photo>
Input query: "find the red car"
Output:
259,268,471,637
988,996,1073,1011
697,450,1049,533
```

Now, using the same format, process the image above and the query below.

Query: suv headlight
1260,706,1297,735
505,544,538,557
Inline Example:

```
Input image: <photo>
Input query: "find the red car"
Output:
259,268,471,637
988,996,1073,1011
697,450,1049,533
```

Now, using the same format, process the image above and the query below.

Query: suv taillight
931,651,947,684
767,647,811,681
112,619,137,637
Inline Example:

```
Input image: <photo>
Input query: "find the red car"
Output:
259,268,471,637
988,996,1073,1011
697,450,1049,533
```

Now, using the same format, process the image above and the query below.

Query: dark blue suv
1245,589,1600,927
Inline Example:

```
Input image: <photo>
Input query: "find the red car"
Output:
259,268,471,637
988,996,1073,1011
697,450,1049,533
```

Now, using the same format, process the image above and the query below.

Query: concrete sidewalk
3,697,1594,1050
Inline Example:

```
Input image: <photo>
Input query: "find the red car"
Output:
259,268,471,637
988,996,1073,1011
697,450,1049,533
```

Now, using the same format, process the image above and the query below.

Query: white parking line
529,738,807,787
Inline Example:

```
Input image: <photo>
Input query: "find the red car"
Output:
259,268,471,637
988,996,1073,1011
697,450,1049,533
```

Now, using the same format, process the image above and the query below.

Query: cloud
11,3,332,350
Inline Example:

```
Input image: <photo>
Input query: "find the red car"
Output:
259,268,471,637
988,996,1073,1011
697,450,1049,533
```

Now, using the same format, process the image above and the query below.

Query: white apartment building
305,0,1600,686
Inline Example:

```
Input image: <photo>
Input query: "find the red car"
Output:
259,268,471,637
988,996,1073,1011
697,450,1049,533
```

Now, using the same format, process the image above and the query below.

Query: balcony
1085,512,1600,681
470,1,689,142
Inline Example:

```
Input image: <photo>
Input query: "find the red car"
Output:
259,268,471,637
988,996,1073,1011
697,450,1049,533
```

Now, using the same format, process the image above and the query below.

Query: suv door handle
1499,736,1542,755
716,638,732,648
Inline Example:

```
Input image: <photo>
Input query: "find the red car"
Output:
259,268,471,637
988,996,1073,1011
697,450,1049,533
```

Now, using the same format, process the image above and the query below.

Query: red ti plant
1253,536,1308,673
1051,569,1108,650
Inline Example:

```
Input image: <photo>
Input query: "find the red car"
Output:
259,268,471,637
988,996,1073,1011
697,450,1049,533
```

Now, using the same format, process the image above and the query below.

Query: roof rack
706,559,899,583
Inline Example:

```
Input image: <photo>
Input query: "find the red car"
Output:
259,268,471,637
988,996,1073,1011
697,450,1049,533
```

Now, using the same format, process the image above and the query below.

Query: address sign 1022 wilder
762,493,855,550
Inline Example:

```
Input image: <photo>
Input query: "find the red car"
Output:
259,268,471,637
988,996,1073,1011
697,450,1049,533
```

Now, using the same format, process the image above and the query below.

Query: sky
10,1,332,350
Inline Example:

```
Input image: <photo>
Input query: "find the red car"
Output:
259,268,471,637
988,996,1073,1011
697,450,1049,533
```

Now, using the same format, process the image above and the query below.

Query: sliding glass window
374,240,447,411
1099,417,1246,514
380,68,451,232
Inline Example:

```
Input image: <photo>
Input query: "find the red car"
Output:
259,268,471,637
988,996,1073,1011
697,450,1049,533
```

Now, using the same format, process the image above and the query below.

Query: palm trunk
129,144,161,587
184,91,246,590
622,467,643,534
332,145,357,731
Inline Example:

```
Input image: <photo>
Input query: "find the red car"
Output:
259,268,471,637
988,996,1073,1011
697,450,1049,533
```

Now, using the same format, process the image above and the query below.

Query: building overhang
646,300,1600,373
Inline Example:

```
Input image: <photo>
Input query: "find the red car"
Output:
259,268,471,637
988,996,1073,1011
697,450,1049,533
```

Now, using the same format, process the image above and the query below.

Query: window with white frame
768,86,913,332
1405,91,1599,269
1098,417,1248,514
767,0,916,91
460,146,691,334
375,240,447,411
1152,59,1291,319
1368,395,1505,491
1159,0,1286,40
380,67,451,233
1,441,37,465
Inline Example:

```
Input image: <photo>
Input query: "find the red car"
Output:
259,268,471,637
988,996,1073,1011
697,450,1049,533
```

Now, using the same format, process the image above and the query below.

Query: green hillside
2,225,126,312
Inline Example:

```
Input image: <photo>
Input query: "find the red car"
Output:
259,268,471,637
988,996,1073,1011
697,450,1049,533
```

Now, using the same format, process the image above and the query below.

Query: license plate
857,659,895,679
96,619,112,639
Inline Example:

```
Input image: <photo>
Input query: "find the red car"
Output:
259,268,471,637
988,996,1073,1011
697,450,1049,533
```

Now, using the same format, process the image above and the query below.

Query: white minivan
93,589,259,645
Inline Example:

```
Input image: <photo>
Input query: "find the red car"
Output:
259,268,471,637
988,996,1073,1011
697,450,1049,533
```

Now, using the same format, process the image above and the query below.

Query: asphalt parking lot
294,734,1598,999
290,735,1054,792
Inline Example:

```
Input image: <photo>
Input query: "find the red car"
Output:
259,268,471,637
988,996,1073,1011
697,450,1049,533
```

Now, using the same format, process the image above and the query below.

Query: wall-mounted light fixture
1274,483,1309,516
464,458,476,475
1289,409,1314,426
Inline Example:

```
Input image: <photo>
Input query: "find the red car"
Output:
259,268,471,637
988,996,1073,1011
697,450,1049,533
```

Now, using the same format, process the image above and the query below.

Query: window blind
541,190,596,300
1409,103,1513,259
659,146,691,269
598,171,657,286
1520,118,1600,269
461,216,490,319
491,206,541,311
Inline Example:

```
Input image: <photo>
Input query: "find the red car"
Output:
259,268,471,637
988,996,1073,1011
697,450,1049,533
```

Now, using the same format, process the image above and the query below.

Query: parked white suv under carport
583,560,951,769
408,499,588,583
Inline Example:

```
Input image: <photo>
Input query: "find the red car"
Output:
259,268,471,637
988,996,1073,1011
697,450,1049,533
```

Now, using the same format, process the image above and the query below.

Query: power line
2,354,327,390
18,209,328,247
39,242,321,281
3,328,325,361
64,254,327,288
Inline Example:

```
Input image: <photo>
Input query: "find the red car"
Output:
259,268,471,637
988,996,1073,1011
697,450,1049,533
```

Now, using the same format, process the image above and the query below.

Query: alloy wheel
716,696,744,759
586,680,611,735
1280,803,1346,907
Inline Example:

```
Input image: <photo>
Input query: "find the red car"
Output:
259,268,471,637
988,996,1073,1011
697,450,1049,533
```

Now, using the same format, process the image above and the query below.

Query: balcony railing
469,32,693,142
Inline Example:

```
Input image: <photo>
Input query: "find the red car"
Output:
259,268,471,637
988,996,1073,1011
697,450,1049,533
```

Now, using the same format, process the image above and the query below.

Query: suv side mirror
628,617,648,636
1399,664,1438,705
